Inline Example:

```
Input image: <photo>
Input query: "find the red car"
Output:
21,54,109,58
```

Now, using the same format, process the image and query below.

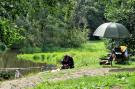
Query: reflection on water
0,50,55,76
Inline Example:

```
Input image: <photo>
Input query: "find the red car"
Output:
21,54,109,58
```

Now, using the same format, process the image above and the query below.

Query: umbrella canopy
93,22,130,39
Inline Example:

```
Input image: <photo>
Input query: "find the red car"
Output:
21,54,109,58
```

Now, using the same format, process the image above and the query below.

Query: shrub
20,46,42,53
41,55,45,61
60,28,89,48
33,55,40,60
0,71,14,80
0,43,7,53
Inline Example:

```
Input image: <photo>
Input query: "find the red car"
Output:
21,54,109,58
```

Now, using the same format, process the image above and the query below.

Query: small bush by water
0,71,15,80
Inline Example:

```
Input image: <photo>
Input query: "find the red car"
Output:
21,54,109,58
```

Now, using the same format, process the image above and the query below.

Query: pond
0,50,56,80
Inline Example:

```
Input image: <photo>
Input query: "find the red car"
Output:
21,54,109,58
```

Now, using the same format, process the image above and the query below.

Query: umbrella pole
115,40,120,47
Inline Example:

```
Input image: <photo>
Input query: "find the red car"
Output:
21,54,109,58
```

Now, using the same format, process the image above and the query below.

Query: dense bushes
20,47,42,53
0,0,89,53
0,42,7,53
0,71,14,80
60,28,88,48
0,0,135,54
0,18,25,48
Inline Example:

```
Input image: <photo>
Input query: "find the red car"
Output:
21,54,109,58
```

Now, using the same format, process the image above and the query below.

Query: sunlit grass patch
33,72,135,89
17,41,135,68
17,41,107,68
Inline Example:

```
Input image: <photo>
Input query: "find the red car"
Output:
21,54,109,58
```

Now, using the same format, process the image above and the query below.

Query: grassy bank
17,41,135,89
17,41,107,68
33,72,135,89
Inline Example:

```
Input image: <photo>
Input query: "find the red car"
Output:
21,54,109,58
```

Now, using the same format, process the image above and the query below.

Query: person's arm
124,50,128,57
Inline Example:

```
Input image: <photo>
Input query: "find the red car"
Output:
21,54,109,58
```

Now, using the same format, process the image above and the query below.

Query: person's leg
110,60,112,66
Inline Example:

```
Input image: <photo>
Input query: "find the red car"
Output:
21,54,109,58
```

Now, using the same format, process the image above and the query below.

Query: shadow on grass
109,68,135,72
102,65,122,68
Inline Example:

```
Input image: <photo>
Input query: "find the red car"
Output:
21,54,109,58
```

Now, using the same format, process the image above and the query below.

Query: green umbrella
93,22,130,39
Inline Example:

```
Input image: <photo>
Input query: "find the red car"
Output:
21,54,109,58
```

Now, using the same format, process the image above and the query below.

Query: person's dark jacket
61,55,74,69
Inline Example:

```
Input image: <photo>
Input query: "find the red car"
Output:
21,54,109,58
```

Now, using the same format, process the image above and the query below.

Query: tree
0,0,89,52
0,18,25,47
72,0,106,40
105,0,135,52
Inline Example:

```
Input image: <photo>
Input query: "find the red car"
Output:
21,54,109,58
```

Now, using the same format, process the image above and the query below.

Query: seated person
112,45,128,63
120,46,128,58
113,46,122,59
61,55,74,69
112,46,122,63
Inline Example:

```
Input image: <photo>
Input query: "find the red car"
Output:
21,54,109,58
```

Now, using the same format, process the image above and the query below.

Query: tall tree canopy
0,0,134,53
0,0,88,52
72,0,106,40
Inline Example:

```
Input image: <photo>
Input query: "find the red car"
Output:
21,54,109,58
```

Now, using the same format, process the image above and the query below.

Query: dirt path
0,74,43,89
0,67,135,89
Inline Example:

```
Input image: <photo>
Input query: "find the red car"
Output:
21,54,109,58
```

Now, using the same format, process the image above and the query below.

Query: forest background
0,0,134,53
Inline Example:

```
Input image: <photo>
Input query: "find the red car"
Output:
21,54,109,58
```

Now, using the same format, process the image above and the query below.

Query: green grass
20,41,135,89
33,72,135,89
17,41,135,68
17,41,107,68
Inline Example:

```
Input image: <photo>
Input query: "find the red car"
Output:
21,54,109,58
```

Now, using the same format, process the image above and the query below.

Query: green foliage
0,0,88,51
0,71,14,80
0,18,25,47
0,0,134,53
72,0,106,40
60,28,88,47
33,55,40,60
20,46,42,53
0,42,7,53
33,72,135,89
104,0,135,52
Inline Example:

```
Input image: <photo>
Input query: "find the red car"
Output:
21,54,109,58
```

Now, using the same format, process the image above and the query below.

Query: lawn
17,41,107,68
33,72,135,89
17,41,135,68
19,41,135,89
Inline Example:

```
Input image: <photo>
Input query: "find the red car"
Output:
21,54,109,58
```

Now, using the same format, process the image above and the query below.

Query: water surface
0,50,55,77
